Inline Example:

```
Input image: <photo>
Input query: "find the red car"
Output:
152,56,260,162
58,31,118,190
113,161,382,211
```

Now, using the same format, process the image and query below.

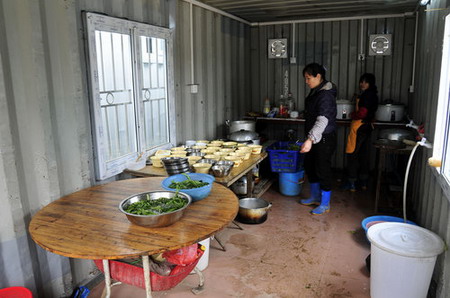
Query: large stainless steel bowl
197,158,217,165
119,191,192,227
211,164,233,177
215,160,235,167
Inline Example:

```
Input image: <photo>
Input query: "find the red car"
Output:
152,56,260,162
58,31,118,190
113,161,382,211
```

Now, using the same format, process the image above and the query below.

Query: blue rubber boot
311,190,331,215
341,180,356,192
299,183,321,205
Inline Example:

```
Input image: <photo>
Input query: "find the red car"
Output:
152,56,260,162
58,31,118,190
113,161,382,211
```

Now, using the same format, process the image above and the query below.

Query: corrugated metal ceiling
194,0,420,23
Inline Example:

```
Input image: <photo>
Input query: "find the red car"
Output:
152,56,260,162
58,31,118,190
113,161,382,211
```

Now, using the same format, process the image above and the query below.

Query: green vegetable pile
168,174,209,189
124,194,187,215
287,144,301,151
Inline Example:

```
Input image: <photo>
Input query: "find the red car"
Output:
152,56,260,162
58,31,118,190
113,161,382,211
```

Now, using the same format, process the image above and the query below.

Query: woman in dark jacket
300,63,337,215
343,73,379,191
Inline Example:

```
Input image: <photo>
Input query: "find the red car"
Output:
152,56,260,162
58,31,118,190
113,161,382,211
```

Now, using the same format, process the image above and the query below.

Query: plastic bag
162,244,198,265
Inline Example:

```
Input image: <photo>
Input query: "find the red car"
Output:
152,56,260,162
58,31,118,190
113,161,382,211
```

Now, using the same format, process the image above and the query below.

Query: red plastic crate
94,248,203,291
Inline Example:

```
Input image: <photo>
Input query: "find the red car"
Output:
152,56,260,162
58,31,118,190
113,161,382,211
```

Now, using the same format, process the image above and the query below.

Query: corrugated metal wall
0,0,249,296
175,1,250,143
251,17,415,111
249,17,416,169
409,0,450,296
250,17,416,112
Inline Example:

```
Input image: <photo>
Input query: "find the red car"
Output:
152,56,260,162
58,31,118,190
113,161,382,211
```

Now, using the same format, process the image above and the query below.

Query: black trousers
347,124,372,182
304,132,337,191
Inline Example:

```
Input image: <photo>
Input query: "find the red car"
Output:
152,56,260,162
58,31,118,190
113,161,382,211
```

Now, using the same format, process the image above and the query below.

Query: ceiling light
420,0,430,6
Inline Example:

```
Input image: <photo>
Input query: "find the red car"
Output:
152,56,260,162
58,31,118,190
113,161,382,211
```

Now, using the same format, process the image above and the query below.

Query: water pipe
402,124,433,222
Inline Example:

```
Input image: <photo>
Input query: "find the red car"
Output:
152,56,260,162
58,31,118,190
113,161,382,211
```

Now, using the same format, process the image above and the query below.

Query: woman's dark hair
303,63,326,80
359,73,376,87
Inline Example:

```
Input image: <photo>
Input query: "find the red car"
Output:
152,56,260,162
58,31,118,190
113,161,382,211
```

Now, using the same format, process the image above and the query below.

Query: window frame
84,12,177,180
432,13,450,197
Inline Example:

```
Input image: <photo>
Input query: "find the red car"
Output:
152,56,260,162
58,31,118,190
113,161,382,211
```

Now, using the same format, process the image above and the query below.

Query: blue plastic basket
266,141,305,173
161,173,215,202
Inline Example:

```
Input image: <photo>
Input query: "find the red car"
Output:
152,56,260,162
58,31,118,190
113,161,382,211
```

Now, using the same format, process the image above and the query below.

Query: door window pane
95,31,137,161
140,36,169,149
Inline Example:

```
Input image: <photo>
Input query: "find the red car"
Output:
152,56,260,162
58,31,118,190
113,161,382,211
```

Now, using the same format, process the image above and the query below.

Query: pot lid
229,129,259,142
367,222,445,258
231,120,255,125
227,120,256,126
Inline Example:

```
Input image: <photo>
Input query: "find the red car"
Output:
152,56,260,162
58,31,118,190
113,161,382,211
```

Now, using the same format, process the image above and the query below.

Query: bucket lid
367,222,445,258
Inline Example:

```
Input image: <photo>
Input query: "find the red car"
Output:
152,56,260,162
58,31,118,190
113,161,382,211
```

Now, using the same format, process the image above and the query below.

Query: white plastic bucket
196,238,210,271
367,222,444,298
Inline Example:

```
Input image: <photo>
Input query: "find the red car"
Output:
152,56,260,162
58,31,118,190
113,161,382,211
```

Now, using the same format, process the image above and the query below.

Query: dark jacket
304,81,337,135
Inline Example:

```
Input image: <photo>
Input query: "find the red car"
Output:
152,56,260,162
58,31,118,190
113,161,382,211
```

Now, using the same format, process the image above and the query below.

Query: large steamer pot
236,197,272,224
336,100,355,120
226,120,256,134
229,129,259,144
376,104,405,122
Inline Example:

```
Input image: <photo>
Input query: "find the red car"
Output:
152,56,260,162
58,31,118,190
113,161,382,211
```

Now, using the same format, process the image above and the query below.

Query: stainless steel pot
236,198,272,224
230,176,254,195
226,120,256,134
376,104,405,122
378,128,416,142
336,100,355,120
229,129,259,142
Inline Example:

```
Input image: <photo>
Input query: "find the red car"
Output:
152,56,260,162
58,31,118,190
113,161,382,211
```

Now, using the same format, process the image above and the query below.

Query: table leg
231,220,244,230
246,170,254,196
191,267,205,295
211,235,226,251
102,259,111,298
374,149,385,213
142,255,153,298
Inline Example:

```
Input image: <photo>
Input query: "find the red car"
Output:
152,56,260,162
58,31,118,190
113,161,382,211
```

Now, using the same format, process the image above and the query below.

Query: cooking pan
236,198,272,224
378,128,416,142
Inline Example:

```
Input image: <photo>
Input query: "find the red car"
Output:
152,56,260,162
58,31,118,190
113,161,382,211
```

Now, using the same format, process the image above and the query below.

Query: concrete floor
88,183,374,298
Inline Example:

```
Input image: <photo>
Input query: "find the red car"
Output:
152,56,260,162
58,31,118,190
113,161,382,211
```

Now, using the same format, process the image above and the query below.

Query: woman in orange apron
343,73,379,191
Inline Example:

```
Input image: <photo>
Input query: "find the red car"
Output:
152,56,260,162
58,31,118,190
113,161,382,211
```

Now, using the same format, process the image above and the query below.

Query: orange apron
345,98,363,154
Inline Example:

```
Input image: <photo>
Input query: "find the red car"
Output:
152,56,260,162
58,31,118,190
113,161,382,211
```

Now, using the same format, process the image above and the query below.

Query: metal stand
211,235,226,251
100,260,121,298
231,220,243,230
142,255,153,298
191,267,205,294
211,220,244,251
101,260,111,298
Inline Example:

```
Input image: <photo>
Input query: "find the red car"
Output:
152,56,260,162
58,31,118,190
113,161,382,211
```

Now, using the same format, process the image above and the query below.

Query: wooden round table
29,177,239,297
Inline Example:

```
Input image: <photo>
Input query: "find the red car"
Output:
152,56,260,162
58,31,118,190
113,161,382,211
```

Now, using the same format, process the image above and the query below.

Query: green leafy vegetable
124,194,187,215
287,144,301,151
168,173,209,189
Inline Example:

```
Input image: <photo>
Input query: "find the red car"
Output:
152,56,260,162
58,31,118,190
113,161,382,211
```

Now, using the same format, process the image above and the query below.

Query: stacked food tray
161,157,191,176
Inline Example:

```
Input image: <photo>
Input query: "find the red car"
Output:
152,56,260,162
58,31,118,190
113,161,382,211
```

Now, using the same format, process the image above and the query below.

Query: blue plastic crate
266,141,305,173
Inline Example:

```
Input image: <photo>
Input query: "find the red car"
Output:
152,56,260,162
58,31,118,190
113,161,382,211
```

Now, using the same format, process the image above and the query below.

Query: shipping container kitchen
1,0,450,297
